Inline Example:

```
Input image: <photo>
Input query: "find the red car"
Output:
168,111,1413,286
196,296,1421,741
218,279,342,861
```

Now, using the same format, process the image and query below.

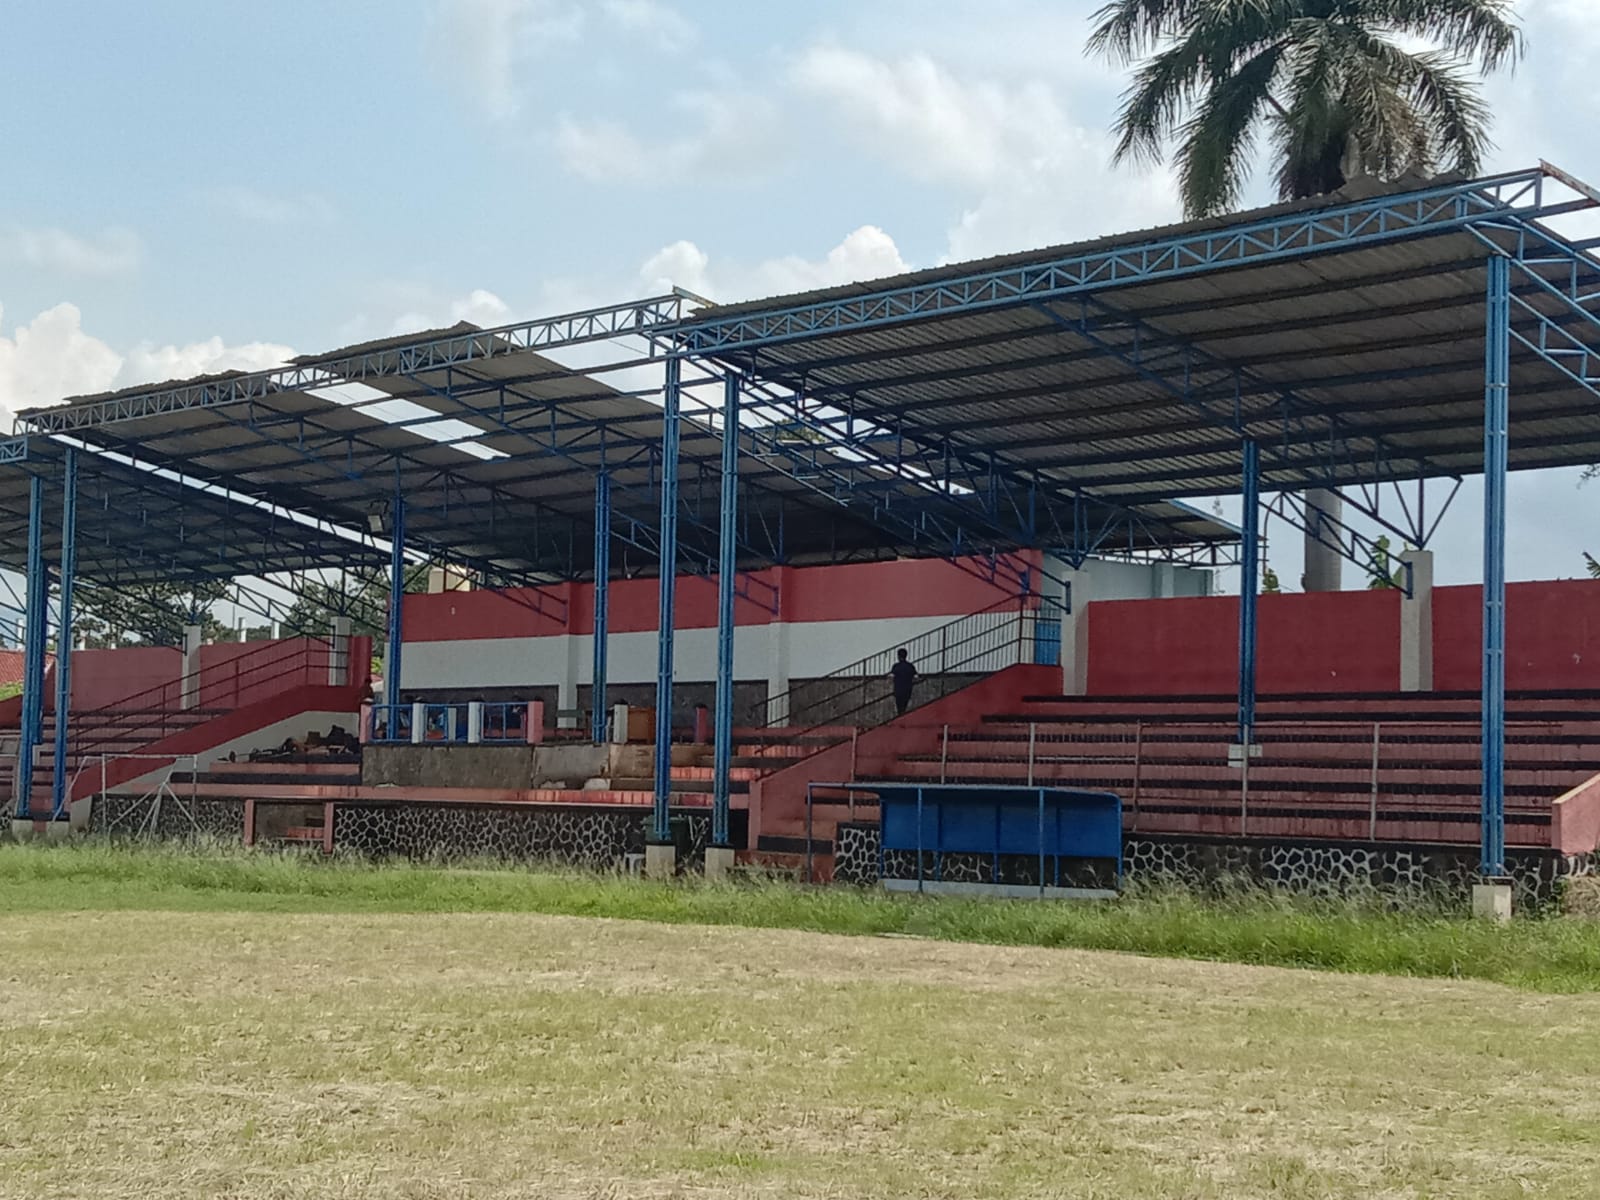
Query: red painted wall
70,646,181,710
1087,579,1600,697
1434,581,1600,691
403,555,1039,643
199,638,335,709
1086,590,1402,696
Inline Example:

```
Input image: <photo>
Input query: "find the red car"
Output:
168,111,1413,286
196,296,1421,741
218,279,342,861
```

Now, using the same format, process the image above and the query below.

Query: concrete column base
1472,880,1514,922
9,819,42,843
704,845,736,881
644,842,678,880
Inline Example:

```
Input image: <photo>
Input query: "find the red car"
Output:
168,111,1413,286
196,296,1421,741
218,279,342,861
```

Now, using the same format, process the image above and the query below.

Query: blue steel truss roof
670,166,1600,505
9,321,1235,583
0,437,390,587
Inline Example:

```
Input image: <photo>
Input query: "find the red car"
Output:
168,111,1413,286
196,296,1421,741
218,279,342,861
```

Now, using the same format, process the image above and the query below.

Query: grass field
2,845,1599,1198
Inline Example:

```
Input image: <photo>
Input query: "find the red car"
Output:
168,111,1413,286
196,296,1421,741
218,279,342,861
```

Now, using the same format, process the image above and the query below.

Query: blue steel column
1481,254,1511,878
384,484,407,713
1237,439,1260,747
711,373,740,848
50,448,78,819
591,470,611,742
15,475,47,820
651,356,683,844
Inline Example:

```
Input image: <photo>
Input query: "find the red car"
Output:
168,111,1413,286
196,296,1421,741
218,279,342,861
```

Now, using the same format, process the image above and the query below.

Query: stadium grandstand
7,162,1600,913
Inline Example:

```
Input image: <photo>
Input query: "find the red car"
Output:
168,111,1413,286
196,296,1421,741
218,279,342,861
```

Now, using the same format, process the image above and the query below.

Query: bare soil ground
1,910,1598,1199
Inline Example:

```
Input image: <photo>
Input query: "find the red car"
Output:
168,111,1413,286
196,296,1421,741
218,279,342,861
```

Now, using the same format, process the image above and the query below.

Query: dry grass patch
1,910,1598,1199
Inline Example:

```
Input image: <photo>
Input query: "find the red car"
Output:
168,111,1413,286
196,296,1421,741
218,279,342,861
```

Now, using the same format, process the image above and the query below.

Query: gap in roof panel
307,385,507,461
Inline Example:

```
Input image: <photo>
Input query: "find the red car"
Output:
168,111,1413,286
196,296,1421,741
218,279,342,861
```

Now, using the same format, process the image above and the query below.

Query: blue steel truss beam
384,483,406,713
711,374,739,849
1031,299,1442,560
18,296,687,435
719,387,1044,595
726,363,1203,586
404,370,780,613
1482,255,1511,879
1237,440,1260,747
651,357,683,846
672,170,1574,356
591,471,611,743
15,476,46,820
50,448,77,819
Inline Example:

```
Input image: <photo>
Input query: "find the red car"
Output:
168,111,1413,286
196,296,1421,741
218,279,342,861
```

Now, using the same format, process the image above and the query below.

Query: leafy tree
1366,534,1403,589
1088,0,1523,218
1584,552,1600,579
75,581,230,648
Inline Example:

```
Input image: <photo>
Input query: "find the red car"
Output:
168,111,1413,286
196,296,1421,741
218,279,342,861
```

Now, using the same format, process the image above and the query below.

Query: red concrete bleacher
746,675,1600,875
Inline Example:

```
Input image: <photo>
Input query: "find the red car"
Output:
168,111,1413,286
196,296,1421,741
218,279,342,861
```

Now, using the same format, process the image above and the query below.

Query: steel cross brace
1035,297,1448,556
1262,491,1414,597
1463,220,1600,403
718,361,1176,592
402,369,780,613
710,372,1046,596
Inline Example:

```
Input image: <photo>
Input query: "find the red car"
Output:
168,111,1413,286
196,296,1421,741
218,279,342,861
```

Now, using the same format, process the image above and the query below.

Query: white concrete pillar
180,624,202,711
1303,488,1343,592
328,616,352,686
1060,569,1094,696
766,621,791,725
559,634,581,729
1399,549,1434,693
411,701,427,745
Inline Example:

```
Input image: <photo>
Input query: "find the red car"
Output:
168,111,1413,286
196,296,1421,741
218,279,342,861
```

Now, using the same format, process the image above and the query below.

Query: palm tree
1087,0,1524,218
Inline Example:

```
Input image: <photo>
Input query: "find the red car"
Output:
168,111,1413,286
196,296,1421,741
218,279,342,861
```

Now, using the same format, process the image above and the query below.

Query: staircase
749,597,1057,736
5,637,346,822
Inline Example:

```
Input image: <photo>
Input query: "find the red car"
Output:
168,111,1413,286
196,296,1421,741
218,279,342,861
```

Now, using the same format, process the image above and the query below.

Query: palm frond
1176,42,1286,216
1086,0,1196,65
1363,0,1525,72
1405,50,1494,175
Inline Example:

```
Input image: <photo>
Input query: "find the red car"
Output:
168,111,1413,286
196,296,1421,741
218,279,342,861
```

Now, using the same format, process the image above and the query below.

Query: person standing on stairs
890,649,918,716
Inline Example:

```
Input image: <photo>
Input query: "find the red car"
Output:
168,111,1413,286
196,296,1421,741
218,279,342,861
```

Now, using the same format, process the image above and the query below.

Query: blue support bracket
651,357,683,845
1481,255,1511,878
591,470,611,743
711,374,740,848
50,448,78,819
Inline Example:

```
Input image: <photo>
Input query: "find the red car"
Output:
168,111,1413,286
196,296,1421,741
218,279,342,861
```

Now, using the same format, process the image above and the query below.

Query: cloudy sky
2,0,1598,589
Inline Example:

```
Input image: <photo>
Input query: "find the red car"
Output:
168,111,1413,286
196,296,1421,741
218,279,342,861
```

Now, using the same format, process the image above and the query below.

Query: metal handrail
751,595,1058,730
741,600,1061,758
66,637,339,757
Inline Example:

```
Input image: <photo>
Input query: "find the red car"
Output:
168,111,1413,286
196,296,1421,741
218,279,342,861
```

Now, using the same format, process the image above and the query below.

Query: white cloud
640,224,910,302
0,303,123,431
207,186,336,225
555,88,777,183
601,0,695,52
789,44,1179,261
0,301,293,434
390,287,515,335
432,0,585,120
0,225,142,276
791,47,1068,188
114,337,294,391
